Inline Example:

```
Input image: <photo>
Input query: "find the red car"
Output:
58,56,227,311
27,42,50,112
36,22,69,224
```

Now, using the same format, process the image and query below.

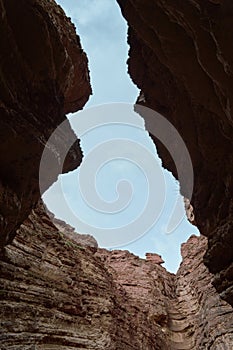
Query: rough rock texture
174,235,233,349
0,202,137,350
184,198,195,223
96,249,175,349
98,237,233,349
116,0,233,305
1,214,232,350
1,1,233,348
48,212,98,249
0,202,171,350
145,252,165,264
0,0,91,247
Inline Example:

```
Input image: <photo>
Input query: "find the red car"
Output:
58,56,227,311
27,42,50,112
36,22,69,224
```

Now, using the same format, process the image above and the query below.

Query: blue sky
43,0,199,272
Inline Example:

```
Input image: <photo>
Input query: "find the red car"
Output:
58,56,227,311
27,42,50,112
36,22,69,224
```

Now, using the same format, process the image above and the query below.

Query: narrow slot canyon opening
1,1,233,349
43,0,200,273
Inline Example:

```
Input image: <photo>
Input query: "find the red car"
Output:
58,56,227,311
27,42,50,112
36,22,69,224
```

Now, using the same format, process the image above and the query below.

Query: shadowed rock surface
116,0,233,306
174,235,233,349
0,0,91,247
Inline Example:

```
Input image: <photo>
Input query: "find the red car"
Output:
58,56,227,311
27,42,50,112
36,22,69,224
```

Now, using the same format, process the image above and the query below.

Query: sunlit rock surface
48,212,98,250
1,209,232,349
0,203,130,350
145,252,165,264
116,0,233,306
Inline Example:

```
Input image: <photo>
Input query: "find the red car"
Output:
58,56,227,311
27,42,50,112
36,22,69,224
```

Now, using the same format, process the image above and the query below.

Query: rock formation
1,202,129,350
48,212,98,249
0,0,91,247
98,236,233,349
145,252,165,264
1,206,233,349
184,198,195,223
174,235,233,349
1,0,233,348
116,0,233,306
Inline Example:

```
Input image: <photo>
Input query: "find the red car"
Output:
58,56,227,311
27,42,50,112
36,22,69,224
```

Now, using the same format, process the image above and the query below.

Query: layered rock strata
0,202,170,350
1,210,233,349
98,235,233,349
173,235,233,349
0,202,130,350
48,211,98,249
116,0,233,306
0,0,91,247
145,252,165,264
1,1,233,348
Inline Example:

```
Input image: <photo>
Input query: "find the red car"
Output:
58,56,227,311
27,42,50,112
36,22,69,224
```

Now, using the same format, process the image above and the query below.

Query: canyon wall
98,235,233,349
0,1,233,348
116,0,233,306
175,235,233,349
0,202,142,350
1,206,233,349
0,0,91,247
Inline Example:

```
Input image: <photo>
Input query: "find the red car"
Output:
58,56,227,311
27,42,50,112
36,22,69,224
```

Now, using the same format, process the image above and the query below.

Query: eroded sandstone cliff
0,0,91,247
1,1,233,348
0,202,172,350
1,207,233,349
0,202,141,350
116,0,233,306
98,235,233,349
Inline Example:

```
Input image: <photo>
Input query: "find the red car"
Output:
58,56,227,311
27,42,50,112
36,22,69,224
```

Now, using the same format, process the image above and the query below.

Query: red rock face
98,236,233,349
0,203,133,350
1,204,233,349
175,235,233,348
0,1,233,348
48,211,98,249
0,0,91,247
116,0,233,306
145,252,165,264
0,203,173,350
